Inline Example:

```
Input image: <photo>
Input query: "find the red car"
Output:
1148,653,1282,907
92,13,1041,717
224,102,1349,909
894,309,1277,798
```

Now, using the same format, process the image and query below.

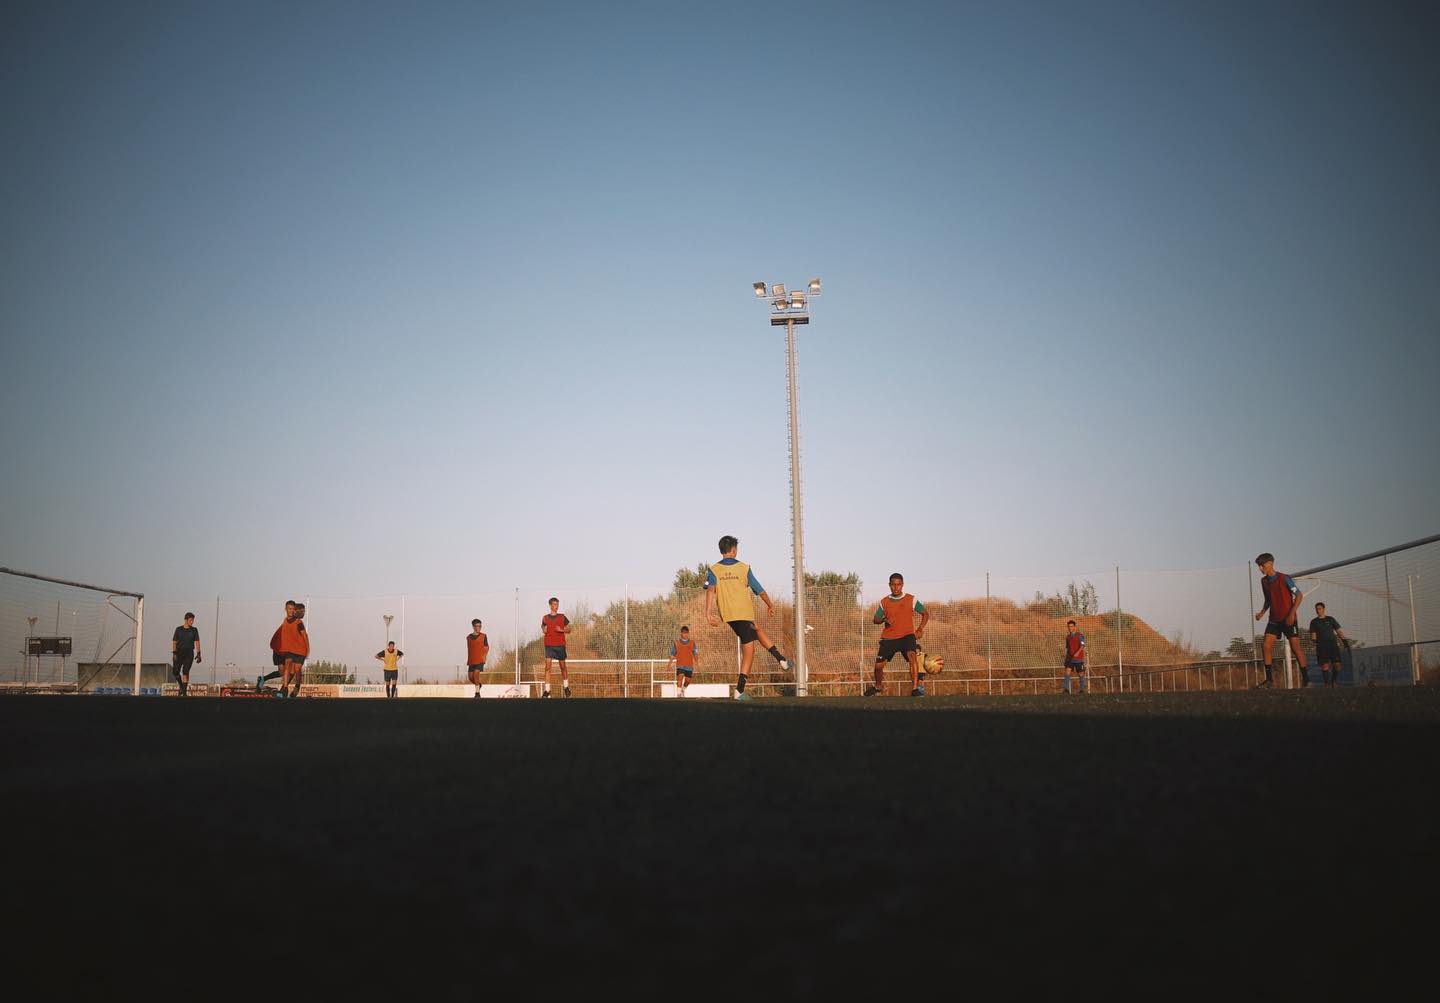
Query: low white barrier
658,683,731,699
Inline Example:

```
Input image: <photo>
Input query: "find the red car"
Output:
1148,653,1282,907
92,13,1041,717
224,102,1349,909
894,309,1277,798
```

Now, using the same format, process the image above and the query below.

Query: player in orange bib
869,573,930,697
466,619,489,697
278,602,310,698
667,625,699,696
258,600,297,692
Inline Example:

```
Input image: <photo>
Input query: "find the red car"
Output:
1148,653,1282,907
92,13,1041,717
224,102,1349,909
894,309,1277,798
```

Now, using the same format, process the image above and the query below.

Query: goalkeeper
869,573,929,698
1308,602,1351,687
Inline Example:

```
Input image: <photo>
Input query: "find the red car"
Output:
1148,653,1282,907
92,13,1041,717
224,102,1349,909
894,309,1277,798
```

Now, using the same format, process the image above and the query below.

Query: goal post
0,567,144,695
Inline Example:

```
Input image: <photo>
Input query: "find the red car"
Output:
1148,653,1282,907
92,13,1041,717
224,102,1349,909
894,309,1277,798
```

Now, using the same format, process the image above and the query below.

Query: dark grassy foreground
2,689,1437,998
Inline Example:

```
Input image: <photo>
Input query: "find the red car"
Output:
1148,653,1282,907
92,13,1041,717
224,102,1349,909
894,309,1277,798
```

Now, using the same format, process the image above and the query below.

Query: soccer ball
921,652,945,676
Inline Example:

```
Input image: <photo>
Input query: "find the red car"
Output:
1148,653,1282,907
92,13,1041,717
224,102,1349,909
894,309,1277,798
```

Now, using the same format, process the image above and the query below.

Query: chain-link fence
6,536,1435,695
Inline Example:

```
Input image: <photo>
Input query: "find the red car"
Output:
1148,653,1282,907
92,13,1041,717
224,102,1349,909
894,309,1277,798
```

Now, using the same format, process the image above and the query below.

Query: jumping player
703,535,792,701
1308,602,1351,687
868,573,929,697
466,619,489,697
374,640,404,699
171,612,201,697
541,598,572,698
1254,553,1311,688
278,602,310,698
258,600,297,691
667,625,699,696
1062,618,1087,694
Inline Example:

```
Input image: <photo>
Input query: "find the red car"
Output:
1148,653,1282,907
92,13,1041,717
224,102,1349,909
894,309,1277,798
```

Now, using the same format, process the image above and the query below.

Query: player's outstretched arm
704,588,720,628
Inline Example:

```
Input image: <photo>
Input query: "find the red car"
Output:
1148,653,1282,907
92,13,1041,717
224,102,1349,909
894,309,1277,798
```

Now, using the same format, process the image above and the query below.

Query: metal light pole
752,278,822,697
25,616,38,686
1408,575,1420,684
383,613,394,643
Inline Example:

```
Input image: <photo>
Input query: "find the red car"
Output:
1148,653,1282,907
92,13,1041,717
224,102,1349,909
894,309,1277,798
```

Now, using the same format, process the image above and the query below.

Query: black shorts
272,652,285,667
1316,643,1342,664
675,665,694,677
1065,660,1087,673
1264,621,1298,639
876,634,918,662
173,652,194,674
467,663,486,673
544,645,568,661
727,620,759,645
383,669,398,682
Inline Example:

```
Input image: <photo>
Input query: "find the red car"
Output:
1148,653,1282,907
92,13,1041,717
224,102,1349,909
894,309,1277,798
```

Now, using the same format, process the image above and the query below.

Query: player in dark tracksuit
1254,552,1312,688
1308,602,1351,687
171,613,201,697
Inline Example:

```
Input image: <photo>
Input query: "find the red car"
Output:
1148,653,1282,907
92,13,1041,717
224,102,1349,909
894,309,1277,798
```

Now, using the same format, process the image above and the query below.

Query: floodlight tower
383,614,394,644
751,277,822,697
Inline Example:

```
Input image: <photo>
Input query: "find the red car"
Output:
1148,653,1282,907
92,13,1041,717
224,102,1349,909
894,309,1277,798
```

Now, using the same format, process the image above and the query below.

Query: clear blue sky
3,0,1437,614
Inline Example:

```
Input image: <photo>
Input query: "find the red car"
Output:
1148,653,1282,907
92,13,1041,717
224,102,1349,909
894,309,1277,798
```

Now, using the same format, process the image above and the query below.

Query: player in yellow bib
374,640,404,699
703,535,791,700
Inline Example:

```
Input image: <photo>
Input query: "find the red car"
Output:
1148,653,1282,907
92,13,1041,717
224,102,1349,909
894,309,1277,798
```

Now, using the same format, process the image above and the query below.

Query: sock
736,674,747,693
544,682,551,694
264,670,282,682
1079,676,1087,693
1263,663,1273,683
1063,676,1071,693
1299,664,1310,686
768,645,784,662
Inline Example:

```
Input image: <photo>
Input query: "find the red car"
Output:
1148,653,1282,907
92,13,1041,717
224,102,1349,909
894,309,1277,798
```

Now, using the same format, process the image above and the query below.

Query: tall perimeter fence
3,535,1436,696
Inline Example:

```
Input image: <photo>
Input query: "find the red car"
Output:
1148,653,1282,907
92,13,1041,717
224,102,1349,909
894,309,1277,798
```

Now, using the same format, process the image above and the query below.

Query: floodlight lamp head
790,291,805,309
807,278,822,296
772,296,788,312
753,281,768,298
771,283,785,299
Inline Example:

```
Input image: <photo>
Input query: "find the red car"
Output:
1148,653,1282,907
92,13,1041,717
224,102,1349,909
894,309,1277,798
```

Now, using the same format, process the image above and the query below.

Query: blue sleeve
1284,575,1299,597
748,569,763,595
693,643,699,655
670,643,676,657
705,568,716,589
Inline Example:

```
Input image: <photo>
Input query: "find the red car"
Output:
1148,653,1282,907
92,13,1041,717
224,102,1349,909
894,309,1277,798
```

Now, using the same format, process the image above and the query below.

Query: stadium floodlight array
752,277,822,697
0,567,144,694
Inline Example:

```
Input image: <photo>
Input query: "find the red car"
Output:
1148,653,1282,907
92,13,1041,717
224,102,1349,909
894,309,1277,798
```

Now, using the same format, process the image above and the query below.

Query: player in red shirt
1253,552,1311,688
541,597,572,698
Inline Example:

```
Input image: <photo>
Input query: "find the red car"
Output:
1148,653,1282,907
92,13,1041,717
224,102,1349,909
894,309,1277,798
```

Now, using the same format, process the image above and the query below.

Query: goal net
0,568,144,693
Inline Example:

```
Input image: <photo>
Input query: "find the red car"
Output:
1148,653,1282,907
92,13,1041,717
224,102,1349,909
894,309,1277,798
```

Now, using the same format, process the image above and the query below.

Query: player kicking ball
703,535,792,701
1254,553,1311,688
667,625,698,696
868,573,930,697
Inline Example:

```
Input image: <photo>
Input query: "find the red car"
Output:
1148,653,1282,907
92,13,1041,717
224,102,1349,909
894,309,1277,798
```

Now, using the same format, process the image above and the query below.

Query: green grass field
2,689,1435,997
